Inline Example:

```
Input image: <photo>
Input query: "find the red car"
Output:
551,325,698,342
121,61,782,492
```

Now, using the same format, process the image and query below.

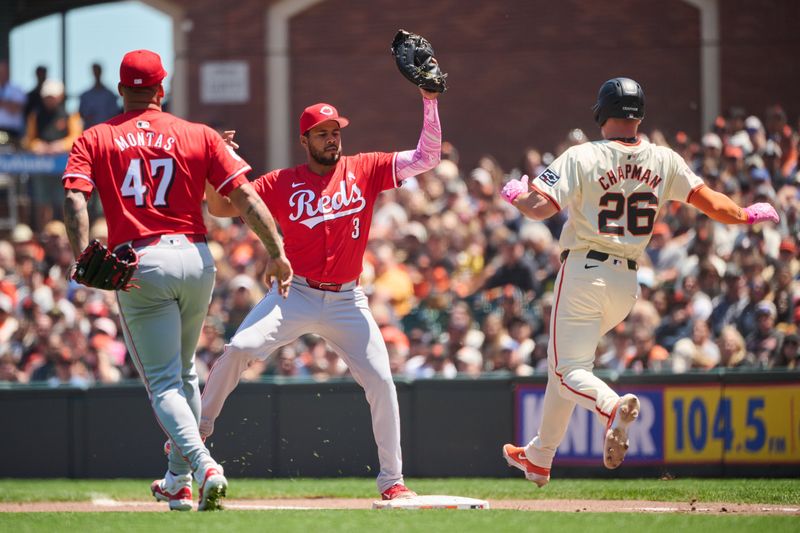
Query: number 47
121,157,175,207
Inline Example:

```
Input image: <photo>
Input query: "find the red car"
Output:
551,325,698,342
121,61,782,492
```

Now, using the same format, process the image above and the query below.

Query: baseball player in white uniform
500,77,780,486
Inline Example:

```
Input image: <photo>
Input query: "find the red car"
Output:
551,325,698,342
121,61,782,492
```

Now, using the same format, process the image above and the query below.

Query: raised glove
501,175,530,205
72,240,139,291
391,29,447,93
744,203,779,224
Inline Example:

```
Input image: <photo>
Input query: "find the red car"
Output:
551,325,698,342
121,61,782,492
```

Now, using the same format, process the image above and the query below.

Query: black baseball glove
390,29,447,93
72,240,139,291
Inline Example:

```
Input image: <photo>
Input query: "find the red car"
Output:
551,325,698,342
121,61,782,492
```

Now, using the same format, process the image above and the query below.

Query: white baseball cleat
502,444,550,487
603,393,640,469
196,464,227,511
151,472,193,511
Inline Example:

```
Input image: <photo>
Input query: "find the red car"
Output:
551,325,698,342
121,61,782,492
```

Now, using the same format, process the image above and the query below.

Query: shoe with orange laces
381,483,417,500
196,464,228,511
151,472,193,511
603,393,640,469
502,444,550,487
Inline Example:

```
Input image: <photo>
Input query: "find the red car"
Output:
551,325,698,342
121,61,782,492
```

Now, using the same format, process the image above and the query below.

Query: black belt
560,249,637,271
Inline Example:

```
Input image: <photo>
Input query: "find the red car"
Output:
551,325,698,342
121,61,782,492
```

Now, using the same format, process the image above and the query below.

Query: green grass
0,478,798,504
1,511,799,533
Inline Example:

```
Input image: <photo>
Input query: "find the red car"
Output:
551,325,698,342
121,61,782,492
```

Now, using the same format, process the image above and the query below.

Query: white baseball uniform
522,138,704,470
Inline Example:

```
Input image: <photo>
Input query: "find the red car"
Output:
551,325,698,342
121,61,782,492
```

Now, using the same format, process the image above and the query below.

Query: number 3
121,157,175,207
352,217,360,239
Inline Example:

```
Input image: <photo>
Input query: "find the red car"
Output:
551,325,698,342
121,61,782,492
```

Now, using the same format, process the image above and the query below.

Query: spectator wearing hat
22,78,83,230
225,274,260,340
778,238,799,277
746,301,784,367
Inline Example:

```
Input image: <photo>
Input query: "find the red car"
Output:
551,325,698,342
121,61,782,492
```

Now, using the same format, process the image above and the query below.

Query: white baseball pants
524,249,638,469
200,281,404,492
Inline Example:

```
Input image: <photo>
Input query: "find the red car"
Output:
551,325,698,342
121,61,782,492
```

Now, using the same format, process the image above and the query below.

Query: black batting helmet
592,77,645,126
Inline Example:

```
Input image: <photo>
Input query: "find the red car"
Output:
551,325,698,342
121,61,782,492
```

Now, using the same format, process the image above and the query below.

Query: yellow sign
664,384,800,463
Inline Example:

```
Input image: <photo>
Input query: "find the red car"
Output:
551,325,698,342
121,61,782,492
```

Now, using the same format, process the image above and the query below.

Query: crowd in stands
0,63,798,385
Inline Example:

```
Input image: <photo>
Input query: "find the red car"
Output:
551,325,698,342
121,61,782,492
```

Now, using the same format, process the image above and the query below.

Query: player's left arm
394,89,441,182
667,149,779,225
688,185,779,225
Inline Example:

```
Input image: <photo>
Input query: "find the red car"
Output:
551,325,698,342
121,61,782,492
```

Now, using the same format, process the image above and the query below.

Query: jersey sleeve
530,147,580,210
251,170,280,212
62,133,95,194
205,127,252,196
363,152,399,192
664,149,705,203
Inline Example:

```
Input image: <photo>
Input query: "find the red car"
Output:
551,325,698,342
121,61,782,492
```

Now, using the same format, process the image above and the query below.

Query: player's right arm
501,148,576,220
228,182,293,296
503,176,560,221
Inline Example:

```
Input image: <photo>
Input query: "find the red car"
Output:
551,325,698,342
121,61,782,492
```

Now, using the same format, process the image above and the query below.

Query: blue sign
0,153,68,174
515,384,664,464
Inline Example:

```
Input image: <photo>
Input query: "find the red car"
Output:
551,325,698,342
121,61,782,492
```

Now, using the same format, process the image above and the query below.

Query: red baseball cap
300,103,349,134
119,49,167,87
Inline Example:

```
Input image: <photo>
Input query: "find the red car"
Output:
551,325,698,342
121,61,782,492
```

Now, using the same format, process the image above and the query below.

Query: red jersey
254,152,398,283
63,109,250,249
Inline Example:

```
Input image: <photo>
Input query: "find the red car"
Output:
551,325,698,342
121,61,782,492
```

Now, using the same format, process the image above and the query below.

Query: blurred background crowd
0,62,798,385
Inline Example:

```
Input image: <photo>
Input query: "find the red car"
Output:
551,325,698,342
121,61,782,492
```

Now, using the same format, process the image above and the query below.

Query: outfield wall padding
0,372,797,478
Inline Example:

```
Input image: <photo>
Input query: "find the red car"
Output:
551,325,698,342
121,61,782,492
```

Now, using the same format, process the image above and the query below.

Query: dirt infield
0,498,798,514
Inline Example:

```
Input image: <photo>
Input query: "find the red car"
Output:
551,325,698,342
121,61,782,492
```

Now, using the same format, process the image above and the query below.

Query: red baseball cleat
151,475,193,511
502,444,550,487
603,394,640,469
381,483,417,500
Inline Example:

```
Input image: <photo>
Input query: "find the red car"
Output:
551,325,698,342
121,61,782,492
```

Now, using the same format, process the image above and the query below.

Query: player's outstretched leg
502,444,550,487
603,393,640,469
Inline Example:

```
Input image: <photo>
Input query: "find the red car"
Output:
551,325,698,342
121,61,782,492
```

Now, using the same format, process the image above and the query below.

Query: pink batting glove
744,203,780,224
500,175,530,205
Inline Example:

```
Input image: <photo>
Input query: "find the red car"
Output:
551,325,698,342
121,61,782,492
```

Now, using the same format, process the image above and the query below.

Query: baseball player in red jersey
500,78,779,486
201,88,441,499
62,50,292,511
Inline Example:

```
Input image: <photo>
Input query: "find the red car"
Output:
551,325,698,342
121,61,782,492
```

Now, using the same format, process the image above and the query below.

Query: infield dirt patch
0,498,797,514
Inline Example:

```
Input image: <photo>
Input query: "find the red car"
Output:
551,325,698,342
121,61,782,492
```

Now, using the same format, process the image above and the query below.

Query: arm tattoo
241,200,284,259
63,190,90,257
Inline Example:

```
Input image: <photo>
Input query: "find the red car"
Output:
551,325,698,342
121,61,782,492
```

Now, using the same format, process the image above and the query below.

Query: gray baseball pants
117,234,218,476
200,280,404,492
